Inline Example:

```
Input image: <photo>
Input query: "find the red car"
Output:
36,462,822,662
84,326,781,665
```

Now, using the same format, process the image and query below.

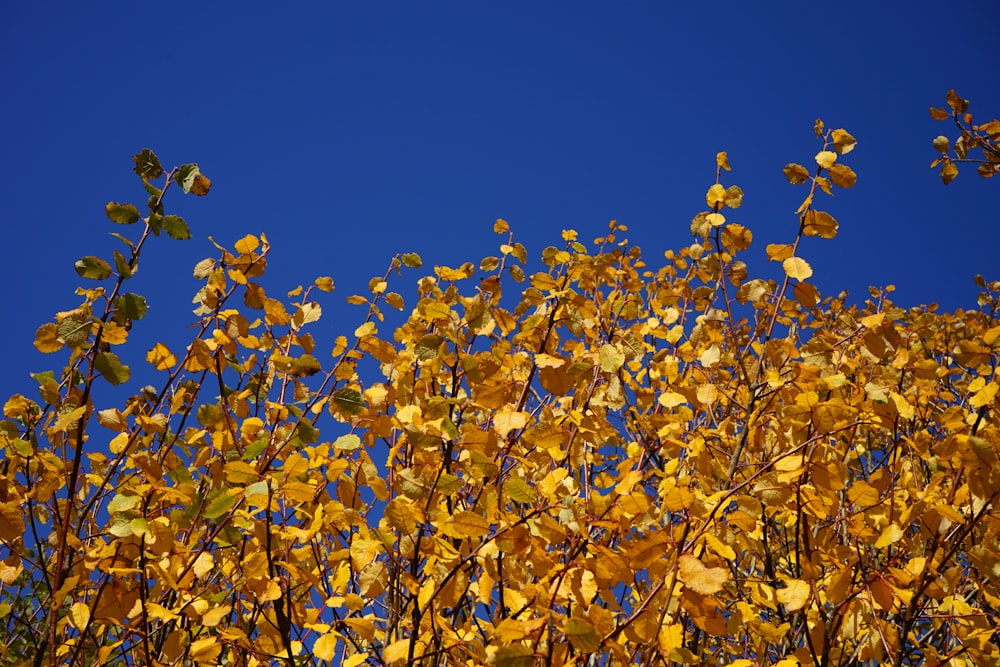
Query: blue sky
3,2,999,389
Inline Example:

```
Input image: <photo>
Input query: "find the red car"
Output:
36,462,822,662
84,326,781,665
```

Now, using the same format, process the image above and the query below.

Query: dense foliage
2,100,999,667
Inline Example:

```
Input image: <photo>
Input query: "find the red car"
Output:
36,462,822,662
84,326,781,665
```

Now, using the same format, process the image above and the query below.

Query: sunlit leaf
146,343,176,370
828,164,857,188
565,617,601,652
776,579,810,611
831,129,857,154
815,151,837,169
706,183,726,208
677,554,728,595
802,209,838,238
783,163,810,185
782,256,813,281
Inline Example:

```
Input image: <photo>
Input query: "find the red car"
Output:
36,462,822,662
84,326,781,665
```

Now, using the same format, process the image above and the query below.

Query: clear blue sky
3,2,999,388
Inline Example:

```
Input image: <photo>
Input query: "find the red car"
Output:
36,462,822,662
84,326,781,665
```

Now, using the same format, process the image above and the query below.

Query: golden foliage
3,126,1000,667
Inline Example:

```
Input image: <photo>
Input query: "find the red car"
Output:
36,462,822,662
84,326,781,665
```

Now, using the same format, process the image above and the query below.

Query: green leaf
506,477,535,503
243,438,268,460
110,232,134,248
94,352,130,386
56,314,91,348
164,215,191,240
132,148,163,179
415,334,444,361
75,256,112,280
113,249,133,279
334,434,361,452
108,516,133,538
115,293,148,321
105,202,141,225
437,473,462,495
107,493,140,513
176,163,202,194
401,252,422,268
272,353,322,377
204,492,236,519
297,419,319,445
332,388,365,415
142,179,162,198
148,213,163,236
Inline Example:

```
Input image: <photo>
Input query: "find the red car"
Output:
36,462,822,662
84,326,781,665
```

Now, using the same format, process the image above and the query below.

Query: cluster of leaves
1,123,1000,667
931,90,1000,184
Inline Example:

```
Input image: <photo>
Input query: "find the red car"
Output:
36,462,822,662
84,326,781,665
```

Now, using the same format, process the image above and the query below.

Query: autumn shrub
1,112,1000,667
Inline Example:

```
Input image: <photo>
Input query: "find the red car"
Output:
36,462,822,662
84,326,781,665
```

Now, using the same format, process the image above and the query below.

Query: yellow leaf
534,353,566,368
777,578,810,611
696,383,718,405
50,406,87,434
34,323,63,353
716,151,730,171
658,392,688,408
299,301,322,325
889,391,915,420
699,344,721,367
565,617,601,652
314,276,334,292
874,523,904,549
847,480,879,506
146,343,177,370
721,224,752,252
343,654,369,667
443,511,490,538
724,185,744,208
677,554,728,595
0,554,23,585
782,257,813,281
201,604,230,627
192,551,214,578
382,638,410,665
189,636,222,663
493,409,528,438
815,151,837,169
599,344,625,372
312,633,338,661
783,163,811,185
706,212,726,227
970,380,998,408
494,218,509,233
658,622,684,654
69,602,90,630
828,164,857,188
706,183,726,208
234,234,259,255
831,128,857,154
703,532,735,560
766,243,794,261
802,210,838,238
354,321,376,338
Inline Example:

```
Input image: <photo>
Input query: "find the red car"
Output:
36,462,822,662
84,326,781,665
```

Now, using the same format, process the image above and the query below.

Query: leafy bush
2,112,999,667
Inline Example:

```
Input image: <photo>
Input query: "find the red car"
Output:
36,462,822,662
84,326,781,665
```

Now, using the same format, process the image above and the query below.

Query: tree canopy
1,96,1000,667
